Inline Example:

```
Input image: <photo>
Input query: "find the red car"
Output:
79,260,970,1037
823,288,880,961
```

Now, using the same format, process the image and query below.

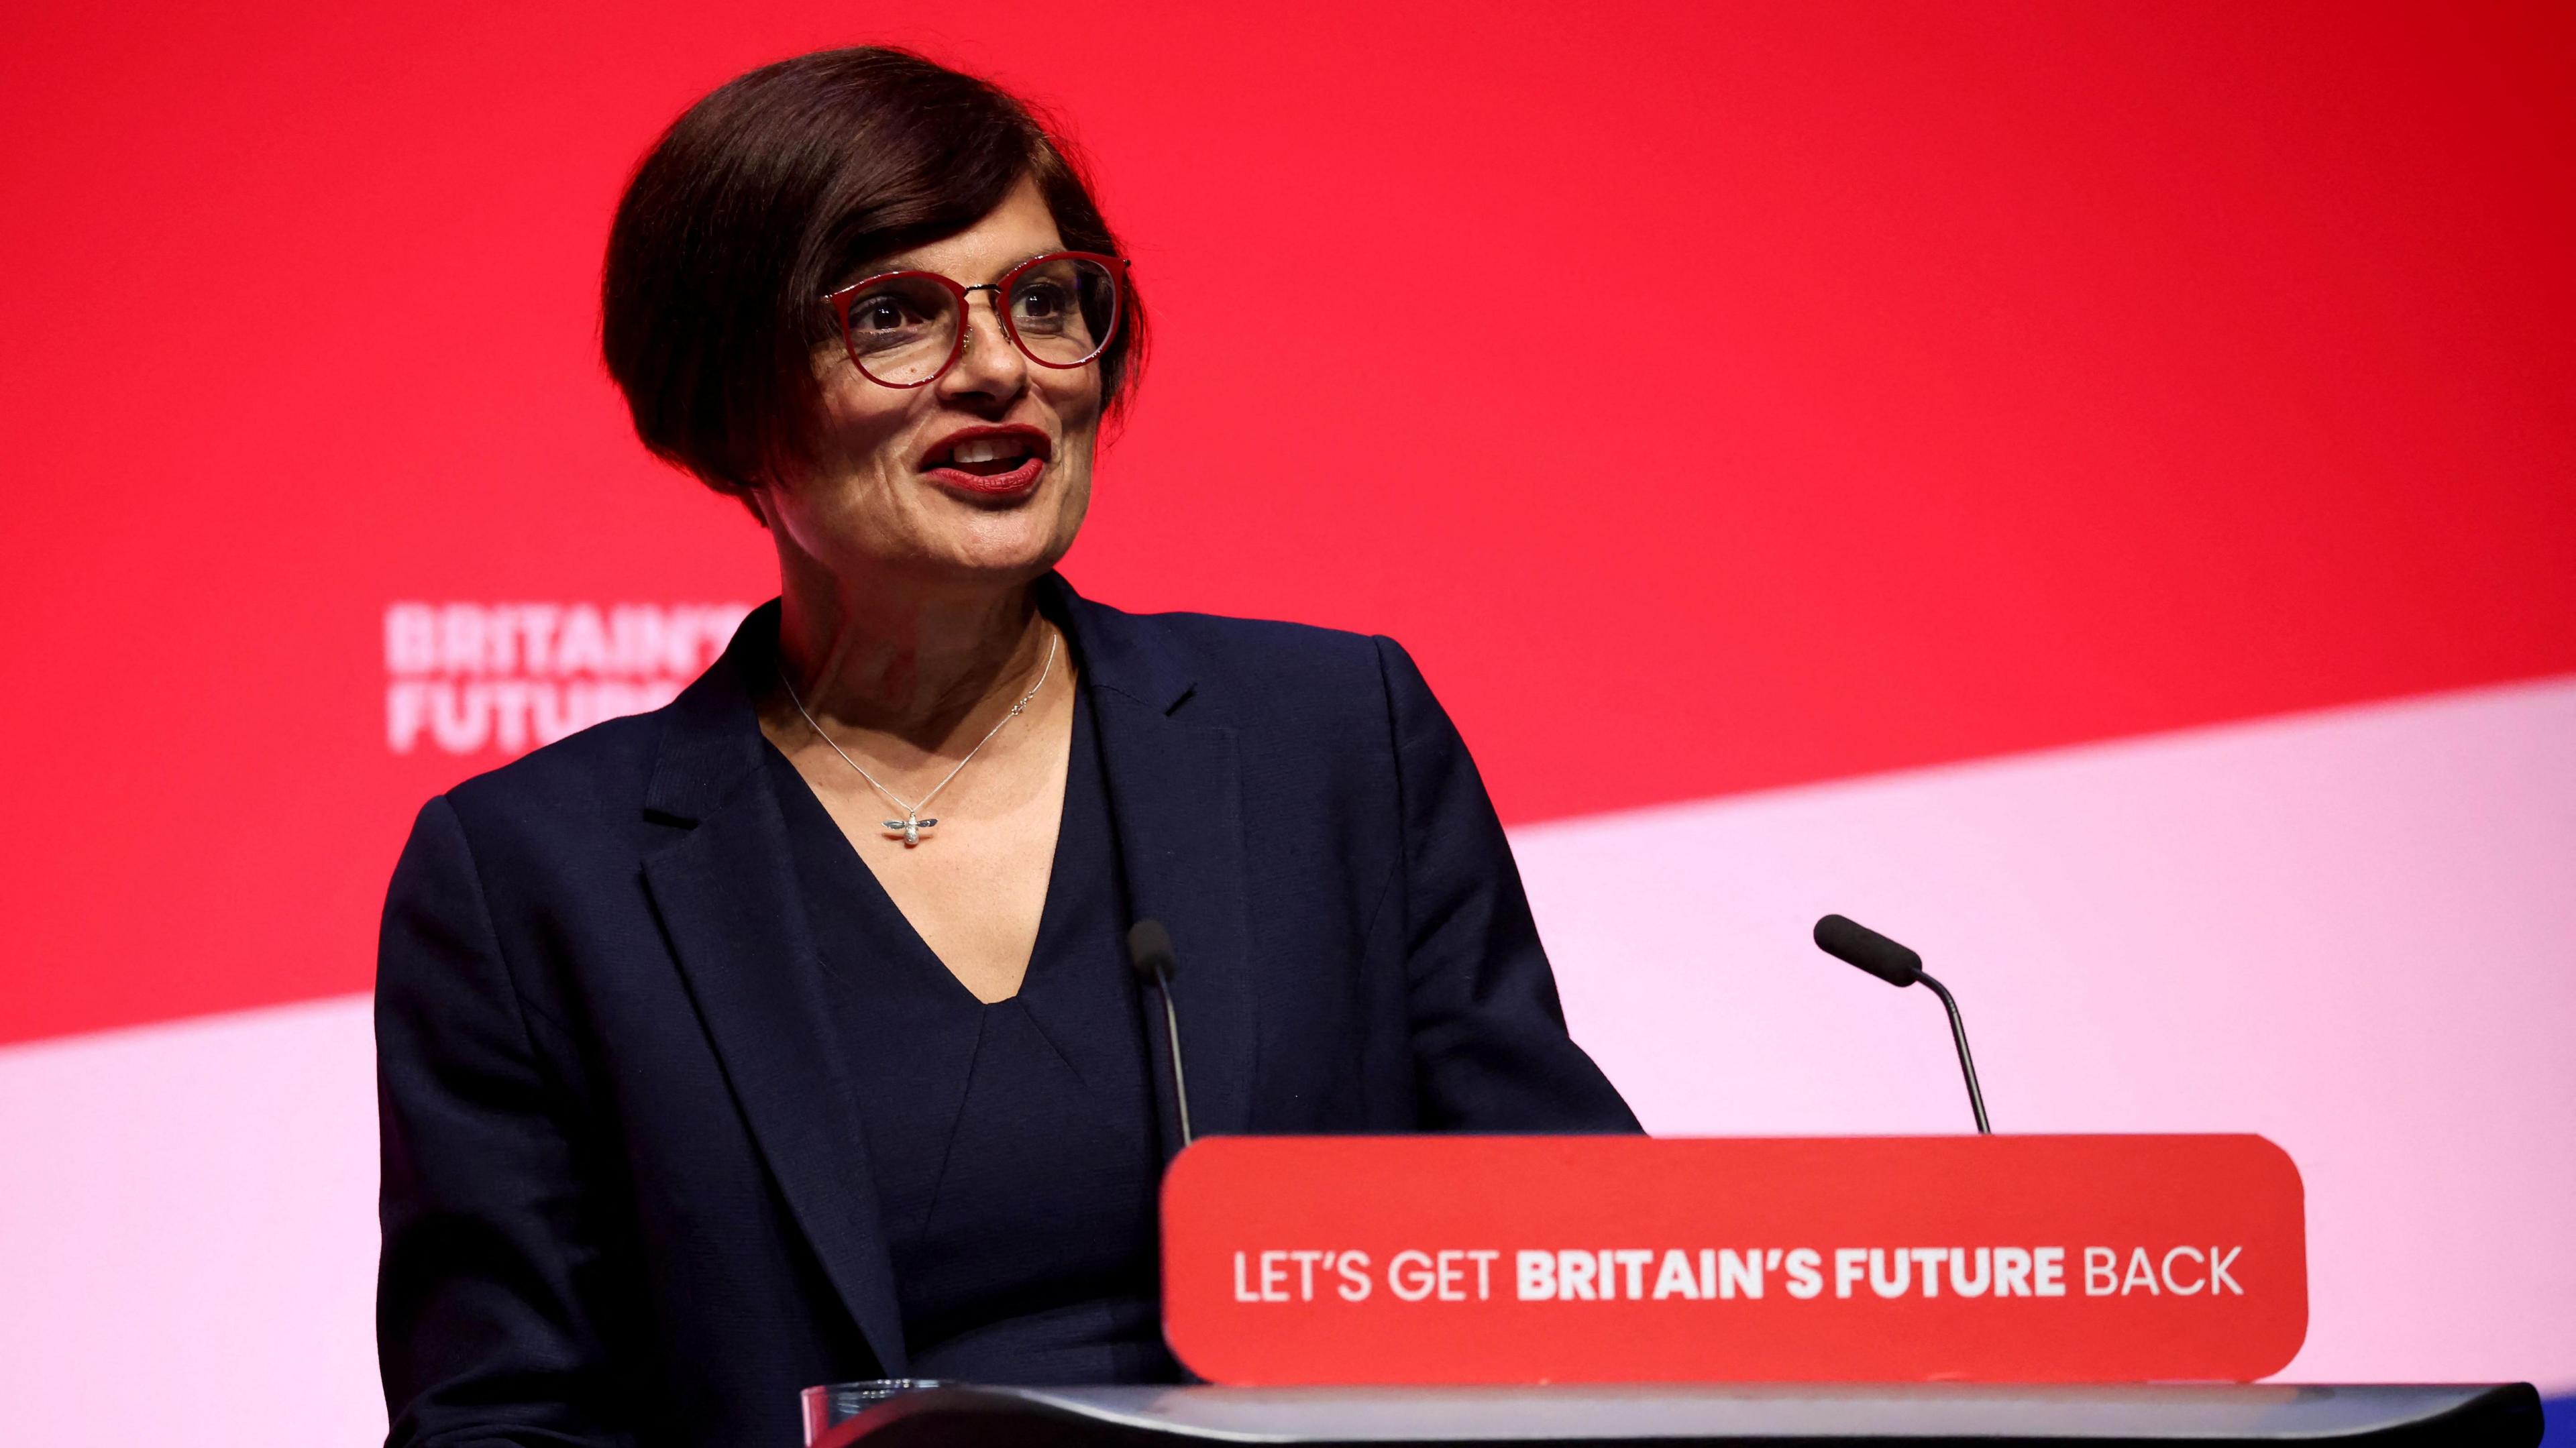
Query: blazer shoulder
433,708,665,840
1101,604,1401,719
1149,608,1381,667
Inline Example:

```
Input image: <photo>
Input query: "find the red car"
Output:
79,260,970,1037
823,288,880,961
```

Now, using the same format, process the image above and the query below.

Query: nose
936,284,1029,407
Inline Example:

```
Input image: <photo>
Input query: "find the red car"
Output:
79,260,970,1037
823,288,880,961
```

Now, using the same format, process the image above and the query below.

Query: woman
375,45,1637,1448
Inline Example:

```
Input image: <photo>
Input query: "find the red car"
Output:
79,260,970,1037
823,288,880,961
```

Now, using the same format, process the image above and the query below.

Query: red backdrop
3,0,2571,1045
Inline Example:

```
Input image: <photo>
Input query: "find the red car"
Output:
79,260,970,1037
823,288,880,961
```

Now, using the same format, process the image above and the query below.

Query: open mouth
922,427,1052,496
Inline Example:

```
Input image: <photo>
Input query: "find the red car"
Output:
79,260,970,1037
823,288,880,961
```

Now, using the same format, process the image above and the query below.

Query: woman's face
761,176,1104,598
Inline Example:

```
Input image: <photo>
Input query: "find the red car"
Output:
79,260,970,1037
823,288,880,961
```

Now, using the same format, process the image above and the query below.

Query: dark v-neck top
762,683,1179,1384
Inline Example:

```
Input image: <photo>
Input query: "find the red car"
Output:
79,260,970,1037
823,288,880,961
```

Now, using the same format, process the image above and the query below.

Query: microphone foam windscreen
1126,918,1179,980
1813,913,1923,987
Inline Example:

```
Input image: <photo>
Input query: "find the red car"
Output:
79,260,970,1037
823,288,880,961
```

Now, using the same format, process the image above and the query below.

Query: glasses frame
822,250,1129,390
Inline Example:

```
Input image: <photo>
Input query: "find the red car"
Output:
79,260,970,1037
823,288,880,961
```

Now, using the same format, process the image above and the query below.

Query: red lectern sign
1161,1135,2305,1385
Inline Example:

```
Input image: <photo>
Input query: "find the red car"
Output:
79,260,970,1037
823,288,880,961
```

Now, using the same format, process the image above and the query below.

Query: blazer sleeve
376,795,634,1448
1373,636,1643,1133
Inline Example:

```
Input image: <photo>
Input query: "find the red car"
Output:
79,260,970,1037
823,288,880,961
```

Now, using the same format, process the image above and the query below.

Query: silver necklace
779,631,1059,847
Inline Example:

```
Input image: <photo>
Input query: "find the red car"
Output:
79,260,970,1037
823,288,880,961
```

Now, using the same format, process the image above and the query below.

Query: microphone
1813,914,1991,1134
1126,918,1194,1149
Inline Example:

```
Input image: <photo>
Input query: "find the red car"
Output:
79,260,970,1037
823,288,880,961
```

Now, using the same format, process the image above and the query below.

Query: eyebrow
860,248,1061,283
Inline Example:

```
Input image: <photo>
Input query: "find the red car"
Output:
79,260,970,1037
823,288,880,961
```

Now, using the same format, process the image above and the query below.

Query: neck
774,557,1053,748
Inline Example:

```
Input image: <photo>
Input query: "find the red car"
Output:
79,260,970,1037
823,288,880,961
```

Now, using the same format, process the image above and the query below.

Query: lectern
816,1382,2542,1447
816,1137,2548,1447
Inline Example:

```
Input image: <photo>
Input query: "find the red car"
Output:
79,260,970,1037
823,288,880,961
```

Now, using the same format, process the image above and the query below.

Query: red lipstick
920,424,1052,500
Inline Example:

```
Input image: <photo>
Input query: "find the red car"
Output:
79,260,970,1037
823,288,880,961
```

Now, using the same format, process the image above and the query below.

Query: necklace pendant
882,812,938,847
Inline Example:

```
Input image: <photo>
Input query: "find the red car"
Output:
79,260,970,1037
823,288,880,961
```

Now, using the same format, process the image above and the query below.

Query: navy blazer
375,577,1638,1448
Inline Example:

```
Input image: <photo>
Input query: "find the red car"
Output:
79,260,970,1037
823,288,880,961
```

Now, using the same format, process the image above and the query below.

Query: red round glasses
822,250,1129,389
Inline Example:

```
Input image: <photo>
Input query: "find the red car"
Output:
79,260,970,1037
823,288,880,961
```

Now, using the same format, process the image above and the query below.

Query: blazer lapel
637,607,910,1376
1056,579,1259,1152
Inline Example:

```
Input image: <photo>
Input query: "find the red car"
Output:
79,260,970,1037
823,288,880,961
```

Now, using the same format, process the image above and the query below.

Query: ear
737,484,774,530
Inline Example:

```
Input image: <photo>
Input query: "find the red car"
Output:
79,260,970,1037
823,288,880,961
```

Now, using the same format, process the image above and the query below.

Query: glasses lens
839,275,959,385
1006,256,1119,367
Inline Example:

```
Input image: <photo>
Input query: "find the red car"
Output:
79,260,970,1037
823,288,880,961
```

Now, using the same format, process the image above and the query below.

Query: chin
945,482,1085,571
930,518,1078,586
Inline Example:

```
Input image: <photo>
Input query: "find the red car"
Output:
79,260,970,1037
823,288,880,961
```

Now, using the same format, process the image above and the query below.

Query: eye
834,276,957,364
852,294,926,333
1012,280,1073,329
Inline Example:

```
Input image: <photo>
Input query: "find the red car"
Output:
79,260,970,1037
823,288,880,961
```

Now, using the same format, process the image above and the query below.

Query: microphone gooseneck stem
1156,968,1193,1148
1916,970,1991,1135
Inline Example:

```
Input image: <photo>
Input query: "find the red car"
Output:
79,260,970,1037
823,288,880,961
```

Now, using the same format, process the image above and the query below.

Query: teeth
951,437,1030,466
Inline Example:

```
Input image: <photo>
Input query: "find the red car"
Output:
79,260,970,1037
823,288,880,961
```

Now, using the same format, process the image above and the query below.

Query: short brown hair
601,47,1144,495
